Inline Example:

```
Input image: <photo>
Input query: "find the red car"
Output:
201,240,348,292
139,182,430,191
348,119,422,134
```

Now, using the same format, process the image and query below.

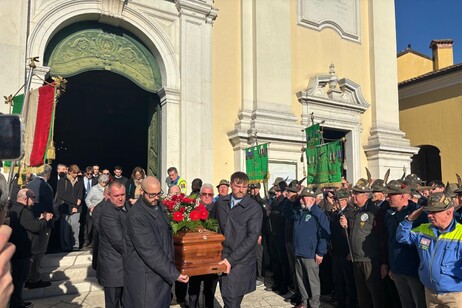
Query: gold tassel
47,141,56,160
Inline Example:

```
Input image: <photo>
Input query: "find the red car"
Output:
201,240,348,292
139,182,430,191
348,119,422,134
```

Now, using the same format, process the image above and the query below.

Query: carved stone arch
45,23,162,93
27,0,180,89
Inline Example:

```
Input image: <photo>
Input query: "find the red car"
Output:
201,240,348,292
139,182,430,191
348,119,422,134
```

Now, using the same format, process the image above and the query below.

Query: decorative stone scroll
297,0,360,42
47,28,162,93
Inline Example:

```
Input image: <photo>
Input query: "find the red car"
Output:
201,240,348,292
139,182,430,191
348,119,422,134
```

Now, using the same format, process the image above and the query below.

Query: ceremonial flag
306,140,343,185
245,143,269,183
23,84,55,166
305,124,321,147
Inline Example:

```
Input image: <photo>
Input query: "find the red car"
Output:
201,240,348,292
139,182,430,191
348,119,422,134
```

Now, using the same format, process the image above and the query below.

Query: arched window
411,145,442,182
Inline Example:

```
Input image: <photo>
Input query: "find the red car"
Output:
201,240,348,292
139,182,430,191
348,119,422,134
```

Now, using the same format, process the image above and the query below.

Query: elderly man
26,164,54,286
215,179,230,201
215,172,263,308
292,187,330,308
123,176,189,308
339,179,387,308
397,190,462,307
98,181,128,308
167,167,187,194
188,183,219,308
10,189,53,307
384,180,426,308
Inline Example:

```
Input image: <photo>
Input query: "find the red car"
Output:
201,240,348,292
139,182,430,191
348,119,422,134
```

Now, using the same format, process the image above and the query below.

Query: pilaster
364,0,418,179
175,0,217,184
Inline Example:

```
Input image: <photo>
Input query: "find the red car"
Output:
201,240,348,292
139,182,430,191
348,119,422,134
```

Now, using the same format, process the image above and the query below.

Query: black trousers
188,274,218,308
11,257,30,308
222,295,244,308
175,280,188,302
104,286,123,308
332,255,357,308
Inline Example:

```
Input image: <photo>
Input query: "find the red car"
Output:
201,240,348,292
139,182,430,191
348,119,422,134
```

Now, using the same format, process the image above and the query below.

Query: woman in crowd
126,167,146,205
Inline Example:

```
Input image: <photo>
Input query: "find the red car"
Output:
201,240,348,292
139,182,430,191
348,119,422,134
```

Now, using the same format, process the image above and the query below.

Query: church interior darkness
52,70,158,177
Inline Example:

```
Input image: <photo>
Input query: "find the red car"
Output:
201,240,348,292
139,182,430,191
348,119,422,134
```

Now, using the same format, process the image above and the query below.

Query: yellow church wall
211,0,399,182
397,53,432,82
290,0,373,178
211,0,242,183
399,85,462,181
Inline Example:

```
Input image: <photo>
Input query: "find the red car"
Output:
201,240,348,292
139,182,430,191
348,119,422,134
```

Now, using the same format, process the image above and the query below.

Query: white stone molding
365,0,418,179
158,86,181,188
175,0,217,184
297,0,360,42
28,0,180,89
297,65,369,183
29,65,51,89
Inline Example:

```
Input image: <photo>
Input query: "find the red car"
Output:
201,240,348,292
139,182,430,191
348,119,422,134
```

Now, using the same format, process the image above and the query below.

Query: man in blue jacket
397,189,462,307
293,187,330,308
384,180,426,308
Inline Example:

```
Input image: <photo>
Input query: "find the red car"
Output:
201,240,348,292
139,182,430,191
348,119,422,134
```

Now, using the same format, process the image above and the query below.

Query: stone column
159,87,181,188
229,0,304,177
364,0,417,179
175,0,217,183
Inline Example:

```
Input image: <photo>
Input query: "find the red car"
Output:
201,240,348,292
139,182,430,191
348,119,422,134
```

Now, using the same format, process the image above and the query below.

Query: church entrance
53,71,160,177
44,21,163,177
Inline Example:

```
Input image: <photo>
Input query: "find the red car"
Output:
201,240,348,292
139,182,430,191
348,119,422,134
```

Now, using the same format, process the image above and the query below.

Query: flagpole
7,57,38,196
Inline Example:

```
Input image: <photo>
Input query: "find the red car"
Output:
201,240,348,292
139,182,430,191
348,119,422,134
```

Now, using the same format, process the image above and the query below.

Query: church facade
0,0,416,186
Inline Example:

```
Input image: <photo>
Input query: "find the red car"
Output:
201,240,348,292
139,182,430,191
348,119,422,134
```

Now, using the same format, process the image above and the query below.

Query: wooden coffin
173,228,227,276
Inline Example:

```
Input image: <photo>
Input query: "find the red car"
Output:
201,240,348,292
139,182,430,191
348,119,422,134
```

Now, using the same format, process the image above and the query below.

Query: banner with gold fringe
245,143,269,183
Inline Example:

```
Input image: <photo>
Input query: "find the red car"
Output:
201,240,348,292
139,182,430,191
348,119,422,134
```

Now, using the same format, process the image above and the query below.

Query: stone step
41,263,96,282
41,250,93,268
24,276,102,300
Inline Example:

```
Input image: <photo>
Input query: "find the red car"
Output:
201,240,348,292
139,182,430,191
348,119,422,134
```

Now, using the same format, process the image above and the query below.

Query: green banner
245,143,269,183
306,140,343,185
305,124,321,147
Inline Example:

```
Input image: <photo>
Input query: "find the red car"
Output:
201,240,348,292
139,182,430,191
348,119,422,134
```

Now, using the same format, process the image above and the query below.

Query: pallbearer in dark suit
98,181,128,308
123,176,189,308
215,172,263,308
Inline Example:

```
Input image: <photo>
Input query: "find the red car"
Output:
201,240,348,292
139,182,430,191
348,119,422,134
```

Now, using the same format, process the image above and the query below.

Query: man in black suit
123,176,189,308
215,172,263,308
81,166,97,248
26,164,54,288
113,165,128,186
49,163,67,197
98,181,128,308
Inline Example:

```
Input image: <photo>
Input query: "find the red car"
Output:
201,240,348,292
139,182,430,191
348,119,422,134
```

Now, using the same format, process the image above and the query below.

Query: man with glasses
187,183,219,308
215,172,263,308
123,176,189,308
397,190,462,307
339,179,387,308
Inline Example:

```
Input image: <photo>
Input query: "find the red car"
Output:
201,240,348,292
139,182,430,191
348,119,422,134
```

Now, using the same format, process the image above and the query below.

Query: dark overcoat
123,199,180,308
97,201,127,287
27,177,54,223
215,194,263,298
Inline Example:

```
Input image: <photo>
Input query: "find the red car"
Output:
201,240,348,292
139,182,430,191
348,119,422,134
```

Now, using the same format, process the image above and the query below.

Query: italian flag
10,84,56,167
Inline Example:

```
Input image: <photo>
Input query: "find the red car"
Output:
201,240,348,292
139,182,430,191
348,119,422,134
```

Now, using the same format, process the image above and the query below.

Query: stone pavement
29,283,336,307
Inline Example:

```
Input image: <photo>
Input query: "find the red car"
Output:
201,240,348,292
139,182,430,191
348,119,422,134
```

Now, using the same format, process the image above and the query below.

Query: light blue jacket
396,218,462,293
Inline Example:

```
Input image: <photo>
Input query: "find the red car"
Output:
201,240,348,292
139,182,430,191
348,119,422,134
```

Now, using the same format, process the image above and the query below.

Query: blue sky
395,0,462,64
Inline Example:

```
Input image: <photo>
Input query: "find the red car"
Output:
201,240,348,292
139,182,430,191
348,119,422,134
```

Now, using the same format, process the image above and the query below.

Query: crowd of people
260,174,462,308
4,163,462,308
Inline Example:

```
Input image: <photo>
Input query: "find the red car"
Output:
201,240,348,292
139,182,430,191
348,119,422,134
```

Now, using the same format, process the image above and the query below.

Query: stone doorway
43,22,163,177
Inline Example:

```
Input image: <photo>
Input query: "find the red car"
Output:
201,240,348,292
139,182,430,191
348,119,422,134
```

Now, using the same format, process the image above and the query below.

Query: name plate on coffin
173,228,227,276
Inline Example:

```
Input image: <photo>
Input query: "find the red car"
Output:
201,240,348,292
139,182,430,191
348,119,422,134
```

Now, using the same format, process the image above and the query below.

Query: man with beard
188,183,219,308
215,172,262,307
123,176,189,307
98,181,128,308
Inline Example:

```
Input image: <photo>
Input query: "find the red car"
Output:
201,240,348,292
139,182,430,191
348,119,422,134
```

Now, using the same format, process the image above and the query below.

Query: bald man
123,176,188,308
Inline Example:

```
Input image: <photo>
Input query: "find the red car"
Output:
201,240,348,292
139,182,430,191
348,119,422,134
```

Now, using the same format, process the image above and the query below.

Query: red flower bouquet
163,193,218,234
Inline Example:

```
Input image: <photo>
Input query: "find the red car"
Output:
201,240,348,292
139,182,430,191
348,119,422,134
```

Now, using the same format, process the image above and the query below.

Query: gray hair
98,174,110,184
200,183,214,194
37,164,52,177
